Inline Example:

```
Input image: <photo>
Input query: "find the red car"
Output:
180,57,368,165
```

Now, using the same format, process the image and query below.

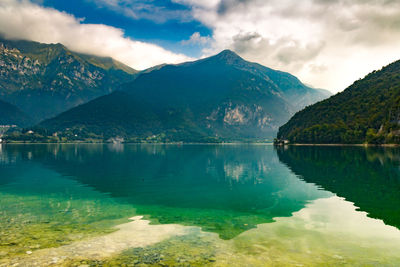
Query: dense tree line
278,60,400,144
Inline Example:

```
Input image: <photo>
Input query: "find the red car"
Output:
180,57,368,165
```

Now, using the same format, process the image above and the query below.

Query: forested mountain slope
278,60,400,144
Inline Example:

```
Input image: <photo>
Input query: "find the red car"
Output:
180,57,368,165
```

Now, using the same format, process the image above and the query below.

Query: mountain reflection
276,145,400,230
0,144,329,239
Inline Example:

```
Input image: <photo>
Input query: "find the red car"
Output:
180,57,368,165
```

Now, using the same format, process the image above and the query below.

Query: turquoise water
1,144,400,266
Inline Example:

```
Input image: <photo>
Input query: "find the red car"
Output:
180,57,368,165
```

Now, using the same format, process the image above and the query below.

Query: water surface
0,144,400,266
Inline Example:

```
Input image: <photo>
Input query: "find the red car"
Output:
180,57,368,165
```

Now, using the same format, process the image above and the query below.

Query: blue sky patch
39,0,212,57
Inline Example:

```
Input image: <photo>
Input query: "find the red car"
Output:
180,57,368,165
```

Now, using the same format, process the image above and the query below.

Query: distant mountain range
278,59,400,144
0,37,137,123
39,50,331,142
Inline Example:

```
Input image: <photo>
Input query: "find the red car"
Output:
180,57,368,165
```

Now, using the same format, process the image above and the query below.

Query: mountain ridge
0,37,137,123
38,50,330,142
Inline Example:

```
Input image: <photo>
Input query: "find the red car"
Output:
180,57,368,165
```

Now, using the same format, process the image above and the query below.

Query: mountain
277,59,400,144
40,50,330,142
0,98,32,126
0,37,137,123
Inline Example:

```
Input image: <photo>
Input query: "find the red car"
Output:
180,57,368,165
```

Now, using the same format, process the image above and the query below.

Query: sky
1,0,400,93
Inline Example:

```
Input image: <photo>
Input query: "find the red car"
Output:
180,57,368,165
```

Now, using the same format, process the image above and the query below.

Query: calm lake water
0,144,400,266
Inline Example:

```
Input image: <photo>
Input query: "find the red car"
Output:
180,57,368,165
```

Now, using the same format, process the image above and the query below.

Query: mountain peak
217,49,239,57
178,49,244,68
210,49,245,65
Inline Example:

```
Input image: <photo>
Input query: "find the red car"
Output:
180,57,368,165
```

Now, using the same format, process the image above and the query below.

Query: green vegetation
0,99,32,127
38,50,330,142
278,60,400,144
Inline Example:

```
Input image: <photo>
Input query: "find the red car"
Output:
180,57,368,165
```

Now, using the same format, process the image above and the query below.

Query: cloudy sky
1,0,400,92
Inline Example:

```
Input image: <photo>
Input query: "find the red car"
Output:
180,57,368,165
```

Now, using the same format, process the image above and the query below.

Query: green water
1,144,400,266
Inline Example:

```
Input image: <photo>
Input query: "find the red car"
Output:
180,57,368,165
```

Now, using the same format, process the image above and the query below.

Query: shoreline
0,142,274,145
286,143,400,147
3,142,400,147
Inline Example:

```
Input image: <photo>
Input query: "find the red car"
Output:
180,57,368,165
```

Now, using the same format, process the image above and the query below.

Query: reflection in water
1,144,400,266
276,145,400,230
0,144,329,240
226,195,400,266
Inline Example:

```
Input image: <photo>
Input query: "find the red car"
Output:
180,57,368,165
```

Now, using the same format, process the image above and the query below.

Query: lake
0,144,400,266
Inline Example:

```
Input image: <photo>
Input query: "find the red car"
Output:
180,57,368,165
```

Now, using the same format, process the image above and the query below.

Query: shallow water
0,144,399,266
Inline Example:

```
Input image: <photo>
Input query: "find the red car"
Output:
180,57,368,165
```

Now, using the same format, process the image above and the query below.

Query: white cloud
0,0,191,70
178,0,400,92
87,0,193,23
172,0,219,9
181,32,212,46
2,0,400,92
